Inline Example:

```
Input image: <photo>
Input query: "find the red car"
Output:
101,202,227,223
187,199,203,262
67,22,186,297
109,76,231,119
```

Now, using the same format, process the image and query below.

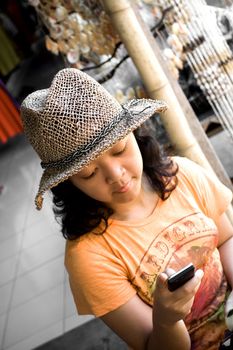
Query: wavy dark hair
51,119,178,240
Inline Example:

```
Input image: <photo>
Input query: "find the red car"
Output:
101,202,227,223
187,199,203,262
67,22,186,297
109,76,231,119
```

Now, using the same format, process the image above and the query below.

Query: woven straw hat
20,68,168,209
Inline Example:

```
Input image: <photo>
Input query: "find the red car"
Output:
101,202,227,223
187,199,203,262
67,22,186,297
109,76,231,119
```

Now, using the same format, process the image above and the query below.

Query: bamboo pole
102,0,233,223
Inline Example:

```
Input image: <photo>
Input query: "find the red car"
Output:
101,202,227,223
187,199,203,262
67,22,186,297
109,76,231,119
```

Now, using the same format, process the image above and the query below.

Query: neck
111,177,159,222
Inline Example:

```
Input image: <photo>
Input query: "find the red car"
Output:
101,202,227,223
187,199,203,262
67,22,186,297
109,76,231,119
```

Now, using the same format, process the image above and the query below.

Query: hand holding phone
167,263,195,292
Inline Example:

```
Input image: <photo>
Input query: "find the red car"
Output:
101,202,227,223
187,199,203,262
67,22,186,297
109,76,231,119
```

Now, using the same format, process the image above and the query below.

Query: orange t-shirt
65,156,232,349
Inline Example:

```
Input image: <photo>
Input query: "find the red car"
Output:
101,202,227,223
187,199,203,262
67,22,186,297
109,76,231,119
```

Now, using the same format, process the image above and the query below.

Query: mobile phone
167,263,195,292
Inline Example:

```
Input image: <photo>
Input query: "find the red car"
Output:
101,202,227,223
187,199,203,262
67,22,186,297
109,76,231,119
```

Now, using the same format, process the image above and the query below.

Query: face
70,133,143,212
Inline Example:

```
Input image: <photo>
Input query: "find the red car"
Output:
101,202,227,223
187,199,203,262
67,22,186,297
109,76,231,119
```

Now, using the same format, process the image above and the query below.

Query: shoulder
172,156,202,175
64,232,136,317
170,156,205,193
65,233,106,270
172,156,217,188
172,156,231,191
171,156,232,219
65,231,127,277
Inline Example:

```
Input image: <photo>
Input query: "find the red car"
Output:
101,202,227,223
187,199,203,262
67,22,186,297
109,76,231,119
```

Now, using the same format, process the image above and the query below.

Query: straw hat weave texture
20,68,168,209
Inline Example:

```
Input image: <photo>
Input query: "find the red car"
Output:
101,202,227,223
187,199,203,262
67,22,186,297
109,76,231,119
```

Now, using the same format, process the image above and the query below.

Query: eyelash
113,145,126,156
82,170,96,180
82,144,126,179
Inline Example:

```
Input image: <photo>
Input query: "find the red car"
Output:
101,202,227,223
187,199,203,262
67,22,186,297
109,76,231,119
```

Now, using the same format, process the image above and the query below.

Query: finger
225,291,233,331
225,292,233,313
194,268,204,284
156,272,168,290
193,269,204,289
225,311,233,331
182,269,203,294
195,269,204,280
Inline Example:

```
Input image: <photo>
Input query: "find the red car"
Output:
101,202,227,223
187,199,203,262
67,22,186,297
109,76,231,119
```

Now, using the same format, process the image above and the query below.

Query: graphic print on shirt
131,211,223,319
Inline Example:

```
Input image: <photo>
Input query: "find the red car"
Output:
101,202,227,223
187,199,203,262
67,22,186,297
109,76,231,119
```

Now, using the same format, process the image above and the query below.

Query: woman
21,68,233,350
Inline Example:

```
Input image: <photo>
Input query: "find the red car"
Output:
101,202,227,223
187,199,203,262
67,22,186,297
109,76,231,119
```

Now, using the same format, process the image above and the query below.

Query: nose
103,161,125,184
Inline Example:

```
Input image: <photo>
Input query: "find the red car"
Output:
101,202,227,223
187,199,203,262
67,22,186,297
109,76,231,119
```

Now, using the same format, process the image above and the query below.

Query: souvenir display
114,85,148,104
28,0,120,68
152,0,233,141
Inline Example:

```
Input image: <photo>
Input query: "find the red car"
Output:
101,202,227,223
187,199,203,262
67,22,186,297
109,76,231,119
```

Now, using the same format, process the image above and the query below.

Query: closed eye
81,170,97,180
113,145,126,156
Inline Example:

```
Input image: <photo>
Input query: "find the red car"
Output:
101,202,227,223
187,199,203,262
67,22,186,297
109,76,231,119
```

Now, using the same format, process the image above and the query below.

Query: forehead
102,133,132,154
79,134,133,171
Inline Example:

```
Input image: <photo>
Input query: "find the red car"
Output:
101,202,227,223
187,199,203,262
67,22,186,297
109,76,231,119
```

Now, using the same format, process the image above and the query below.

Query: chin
115,194,136,204
116,186,140,204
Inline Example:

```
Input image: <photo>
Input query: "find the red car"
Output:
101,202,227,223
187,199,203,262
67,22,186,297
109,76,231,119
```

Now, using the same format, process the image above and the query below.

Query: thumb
156,272,169,290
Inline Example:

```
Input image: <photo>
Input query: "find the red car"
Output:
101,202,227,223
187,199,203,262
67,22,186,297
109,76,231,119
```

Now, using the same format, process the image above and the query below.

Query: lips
114,180,131,193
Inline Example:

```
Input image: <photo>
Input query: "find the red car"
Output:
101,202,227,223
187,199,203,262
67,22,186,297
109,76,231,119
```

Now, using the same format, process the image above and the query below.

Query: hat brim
35,98,168,209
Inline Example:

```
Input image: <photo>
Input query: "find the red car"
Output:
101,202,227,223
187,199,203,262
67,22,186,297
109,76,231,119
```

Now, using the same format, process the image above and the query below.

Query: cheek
84,186,106,200
69,178,91,197
128,150,143,177
72,180,110,201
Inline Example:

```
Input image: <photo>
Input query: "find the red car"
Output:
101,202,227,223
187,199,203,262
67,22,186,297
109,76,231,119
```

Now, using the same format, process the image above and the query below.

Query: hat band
41,111,124,170
41,102,151,170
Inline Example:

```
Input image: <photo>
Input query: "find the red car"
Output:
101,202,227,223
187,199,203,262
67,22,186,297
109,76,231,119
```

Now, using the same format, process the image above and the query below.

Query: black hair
51,119,178,240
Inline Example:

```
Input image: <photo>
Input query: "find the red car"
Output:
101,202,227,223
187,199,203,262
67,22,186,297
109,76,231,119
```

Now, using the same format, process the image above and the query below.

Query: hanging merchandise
114,85,148,104
214,4,233,52
135,1,188,79
148,0,233,142
28,0,120,69
0,80,23,143
0,24,20,78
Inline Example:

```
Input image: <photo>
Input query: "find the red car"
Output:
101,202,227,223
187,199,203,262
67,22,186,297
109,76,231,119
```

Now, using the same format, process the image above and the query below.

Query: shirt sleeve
175,156,232,221
65,237,137,317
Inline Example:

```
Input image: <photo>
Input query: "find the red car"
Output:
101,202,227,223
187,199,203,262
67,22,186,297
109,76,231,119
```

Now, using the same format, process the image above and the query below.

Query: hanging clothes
0,80,23,143
0,24,20,77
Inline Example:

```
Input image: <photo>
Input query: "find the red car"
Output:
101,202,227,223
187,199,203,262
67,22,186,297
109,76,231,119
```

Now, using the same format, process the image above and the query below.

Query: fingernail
160,272,168,281
195,269,204,278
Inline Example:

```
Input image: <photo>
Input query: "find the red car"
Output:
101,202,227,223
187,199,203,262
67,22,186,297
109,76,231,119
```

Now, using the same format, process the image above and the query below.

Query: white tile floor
0,135,93,350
